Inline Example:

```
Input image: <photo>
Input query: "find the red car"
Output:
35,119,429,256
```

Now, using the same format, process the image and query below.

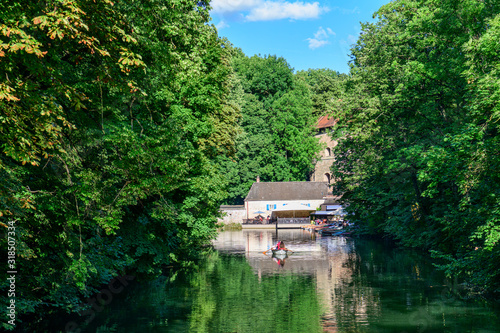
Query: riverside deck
242,223,306,229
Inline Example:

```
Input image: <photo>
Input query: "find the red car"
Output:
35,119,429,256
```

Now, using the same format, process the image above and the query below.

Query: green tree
295,68,348,117
331,0,500,295
0,0,238,326
220,53,321,204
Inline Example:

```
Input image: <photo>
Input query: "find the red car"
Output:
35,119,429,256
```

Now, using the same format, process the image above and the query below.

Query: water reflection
213,230,500,333
41,229,500,332
214,229,353,275
214,230,361,332
187,251,323,333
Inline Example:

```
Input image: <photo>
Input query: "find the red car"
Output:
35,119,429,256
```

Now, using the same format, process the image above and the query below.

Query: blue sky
209,0,390,73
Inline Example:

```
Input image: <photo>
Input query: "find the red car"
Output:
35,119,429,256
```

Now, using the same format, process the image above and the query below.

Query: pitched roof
317,115,337,129
245,182,329,201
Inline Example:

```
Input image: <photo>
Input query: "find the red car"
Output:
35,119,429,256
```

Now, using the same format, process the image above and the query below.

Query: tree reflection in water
188,252,323,333
40,230,500,332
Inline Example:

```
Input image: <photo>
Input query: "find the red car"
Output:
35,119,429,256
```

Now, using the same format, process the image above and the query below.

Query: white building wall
219,207,247,224
246,199,325,219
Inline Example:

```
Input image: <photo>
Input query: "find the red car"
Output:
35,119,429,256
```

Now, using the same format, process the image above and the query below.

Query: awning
311,211,336,216
312,210,345,216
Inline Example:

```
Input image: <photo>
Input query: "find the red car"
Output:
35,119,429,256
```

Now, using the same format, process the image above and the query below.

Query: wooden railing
242,219,272,225
277,217,310,224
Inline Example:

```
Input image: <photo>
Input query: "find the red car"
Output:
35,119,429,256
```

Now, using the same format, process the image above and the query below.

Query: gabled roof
245,182,329,202
317,115,337,129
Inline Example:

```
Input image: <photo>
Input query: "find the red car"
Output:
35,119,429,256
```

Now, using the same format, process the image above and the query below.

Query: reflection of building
213,229,348,275
310,115,337,184
244,181,329,220
213,229,369,330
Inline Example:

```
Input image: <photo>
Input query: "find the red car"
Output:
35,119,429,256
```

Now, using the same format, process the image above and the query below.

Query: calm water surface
50,229,500,332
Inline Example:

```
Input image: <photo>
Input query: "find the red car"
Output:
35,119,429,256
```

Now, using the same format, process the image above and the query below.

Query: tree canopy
0,0,239,326
2,0,500,328
331,0,500,296
220,52,321,204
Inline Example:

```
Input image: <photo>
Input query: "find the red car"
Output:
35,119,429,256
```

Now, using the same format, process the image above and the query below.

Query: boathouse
244,181,329,224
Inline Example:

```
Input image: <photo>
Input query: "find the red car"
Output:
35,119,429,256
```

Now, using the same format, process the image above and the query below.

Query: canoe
272,249,289,261
321,229,351,236
272,249,288,256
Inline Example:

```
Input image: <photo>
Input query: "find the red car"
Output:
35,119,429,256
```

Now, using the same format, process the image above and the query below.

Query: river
43,229,499,332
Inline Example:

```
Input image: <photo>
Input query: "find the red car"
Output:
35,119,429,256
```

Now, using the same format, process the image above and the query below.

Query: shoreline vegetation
328,0,500,301
1,1,238,331
1,0,499,330
218,223,243,231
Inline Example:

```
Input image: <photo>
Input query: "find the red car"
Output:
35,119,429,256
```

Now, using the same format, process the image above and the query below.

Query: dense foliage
0,0,238,328
331,0,500,296
220,52,321,204
295,68,348,117
2,0,499,328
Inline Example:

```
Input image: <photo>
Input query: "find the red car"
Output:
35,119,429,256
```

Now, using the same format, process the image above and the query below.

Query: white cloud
307,38,330,49
313,26,335,40
246,1,326,21
211,0,262,14
211,0,327,21
216,20,229,30
307,26,335,50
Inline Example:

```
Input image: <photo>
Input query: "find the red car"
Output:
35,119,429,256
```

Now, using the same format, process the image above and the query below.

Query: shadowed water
42,229,500,332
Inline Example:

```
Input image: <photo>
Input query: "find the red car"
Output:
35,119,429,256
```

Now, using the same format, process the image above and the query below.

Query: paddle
262,248,272,255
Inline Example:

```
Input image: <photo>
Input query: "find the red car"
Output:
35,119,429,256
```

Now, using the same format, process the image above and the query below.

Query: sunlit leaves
0,0,238,323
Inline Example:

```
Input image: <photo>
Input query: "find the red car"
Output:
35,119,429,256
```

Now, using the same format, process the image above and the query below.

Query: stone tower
310,115,337,184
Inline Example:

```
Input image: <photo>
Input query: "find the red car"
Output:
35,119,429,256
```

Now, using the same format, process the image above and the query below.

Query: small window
324,173,331,183
325,147,331,157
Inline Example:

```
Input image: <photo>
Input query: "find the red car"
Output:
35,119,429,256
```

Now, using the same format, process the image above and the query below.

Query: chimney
256,175,260,183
